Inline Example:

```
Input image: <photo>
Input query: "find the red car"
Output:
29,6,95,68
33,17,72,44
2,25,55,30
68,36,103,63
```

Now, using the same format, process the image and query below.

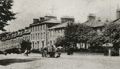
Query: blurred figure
24,49,28,56
41,46,44,57
67,46,74,55
51,45,56,57
47,45,52,57
43,47,48,57
41,46,48,57
56,46,62,58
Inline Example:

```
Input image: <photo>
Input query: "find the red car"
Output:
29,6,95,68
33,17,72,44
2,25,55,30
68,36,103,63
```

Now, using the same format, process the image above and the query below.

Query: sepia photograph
0,0,120,69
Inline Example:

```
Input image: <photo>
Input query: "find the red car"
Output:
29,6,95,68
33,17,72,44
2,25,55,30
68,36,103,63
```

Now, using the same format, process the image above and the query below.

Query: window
33,42,34,49
42,25,45,30
48,32,49,38
38,33,39,39
38,26,39,31
35,26,37,31
36,26,37,31
44,25,46,30
50,30,52,37
36,33,37,40
41,25,43,30
31,34,32,40
30,28,32,32
41,33,42,39
33,27,34,31
58,30,60,33
33,34,34,40
44,32,45,39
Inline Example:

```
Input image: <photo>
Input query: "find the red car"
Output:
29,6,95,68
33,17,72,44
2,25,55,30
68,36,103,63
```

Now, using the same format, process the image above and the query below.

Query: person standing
41,46,44,57
56,46,62,58
24,49,28,56
51,45,56,57
47,45,52,57
43,47,48,57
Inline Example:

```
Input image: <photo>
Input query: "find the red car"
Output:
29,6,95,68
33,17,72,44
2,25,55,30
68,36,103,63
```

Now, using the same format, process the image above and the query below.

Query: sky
3,0,120,32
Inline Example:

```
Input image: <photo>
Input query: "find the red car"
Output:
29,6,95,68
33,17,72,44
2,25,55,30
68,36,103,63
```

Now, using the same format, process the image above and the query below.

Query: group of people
41,45,62,58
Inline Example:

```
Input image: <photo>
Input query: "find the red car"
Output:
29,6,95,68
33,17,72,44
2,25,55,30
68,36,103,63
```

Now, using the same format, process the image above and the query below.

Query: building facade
29,16,60,50
0,9,120,51
0,27,30,51
48,17,75,46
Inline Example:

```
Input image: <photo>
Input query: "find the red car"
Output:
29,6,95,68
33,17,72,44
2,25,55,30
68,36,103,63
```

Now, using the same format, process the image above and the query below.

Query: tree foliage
0,0,16,31
64,23,78,43
55,36,69,47
20,40,31,52
104,23,120,48
77,24,93,43
64,23,93,44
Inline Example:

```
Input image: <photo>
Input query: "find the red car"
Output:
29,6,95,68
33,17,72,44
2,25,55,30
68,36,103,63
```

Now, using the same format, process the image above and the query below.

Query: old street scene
1,0,120,69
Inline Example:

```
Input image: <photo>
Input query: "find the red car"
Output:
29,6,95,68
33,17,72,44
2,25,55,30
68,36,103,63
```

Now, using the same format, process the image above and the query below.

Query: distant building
0,27,30,51
29,16,60,50
0,16,75,51
48,17,75,46
2,10,120,51
112,8,120,23
84,13,105,34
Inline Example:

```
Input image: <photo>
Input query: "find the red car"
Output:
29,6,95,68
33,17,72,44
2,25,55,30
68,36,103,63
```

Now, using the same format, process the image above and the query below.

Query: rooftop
49,22,68,29
42,18,60,24
84,20,105,27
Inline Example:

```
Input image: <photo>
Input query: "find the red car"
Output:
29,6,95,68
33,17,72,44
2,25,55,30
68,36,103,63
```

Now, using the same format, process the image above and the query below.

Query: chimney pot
88,13,96,21
33,19,39,23
61,16,74,23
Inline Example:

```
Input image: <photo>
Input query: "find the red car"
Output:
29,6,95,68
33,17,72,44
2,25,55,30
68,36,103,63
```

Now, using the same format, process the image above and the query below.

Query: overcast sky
3,0,120,32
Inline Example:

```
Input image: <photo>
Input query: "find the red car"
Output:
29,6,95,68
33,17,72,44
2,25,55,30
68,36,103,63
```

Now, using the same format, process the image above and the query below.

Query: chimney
98,17,101,22
88,13,96,21
40,17,45,22
117,9,120,19
44,16,57,20
33,19,39,23
61,16,75,23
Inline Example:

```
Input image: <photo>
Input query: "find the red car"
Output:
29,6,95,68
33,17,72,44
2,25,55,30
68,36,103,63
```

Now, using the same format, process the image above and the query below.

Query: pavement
0,53,120,69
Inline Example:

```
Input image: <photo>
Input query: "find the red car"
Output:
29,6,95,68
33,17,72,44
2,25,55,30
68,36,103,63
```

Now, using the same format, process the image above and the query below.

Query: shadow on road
0,58,40,66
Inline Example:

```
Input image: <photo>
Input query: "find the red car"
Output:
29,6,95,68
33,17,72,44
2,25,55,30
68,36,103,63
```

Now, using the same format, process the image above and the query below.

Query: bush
31,49,40,53
5,48,21,54
88,46,104,53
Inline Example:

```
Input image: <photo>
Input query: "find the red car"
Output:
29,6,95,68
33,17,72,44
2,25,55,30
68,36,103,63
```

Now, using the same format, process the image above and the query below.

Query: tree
64,23,94,49
55,36,69,47
64,23,79,47
77,24,93,43
64,23,78,43
104,23,120,48
20,40,31,53
103,23,120,56
0,0,16,31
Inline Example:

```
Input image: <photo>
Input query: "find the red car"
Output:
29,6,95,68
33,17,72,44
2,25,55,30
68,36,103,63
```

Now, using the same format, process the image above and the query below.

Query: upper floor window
41,33,42,39
41,25,43,30
44,32,45,39
31,34,32,40
36,33,37,40
38,26,39,31
33,34,34,40
44,25,46,30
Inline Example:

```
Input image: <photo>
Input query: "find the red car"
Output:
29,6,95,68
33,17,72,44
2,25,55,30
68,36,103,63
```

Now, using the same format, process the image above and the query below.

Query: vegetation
104,23,120,46
55,36,68,47
64,23,78,44
20,40,31,53
103,23,120,55
64,23,94,49
0,0,16,31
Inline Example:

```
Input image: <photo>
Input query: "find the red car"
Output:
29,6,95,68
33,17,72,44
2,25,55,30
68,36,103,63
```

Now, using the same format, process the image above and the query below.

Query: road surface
0,53,120,69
